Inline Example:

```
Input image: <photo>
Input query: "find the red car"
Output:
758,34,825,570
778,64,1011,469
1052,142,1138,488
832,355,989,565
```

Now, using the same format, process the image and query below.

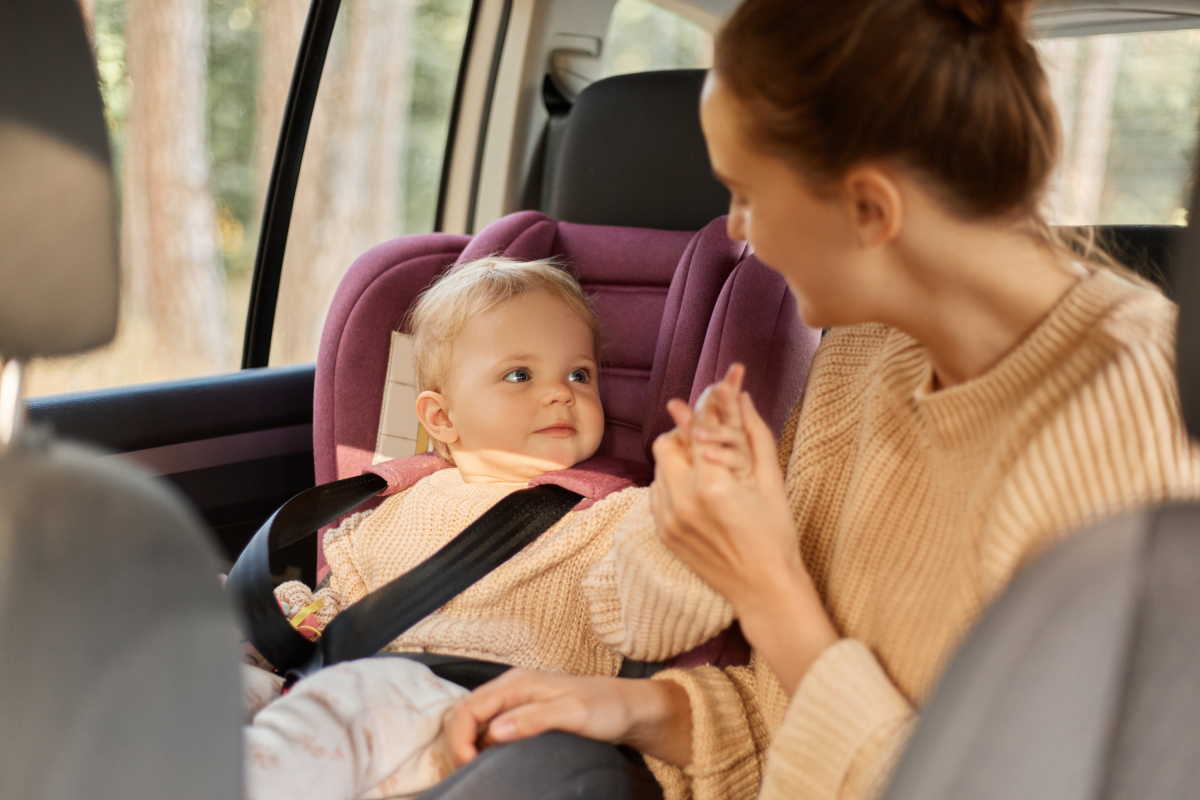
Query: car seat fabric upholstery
313,233,471,496
312,210,820,582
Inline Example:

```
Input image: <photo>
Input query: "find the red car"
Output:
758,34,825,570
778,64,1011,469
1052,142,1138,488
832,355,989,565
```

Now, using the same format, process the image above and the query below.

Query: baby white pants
243,658,468,800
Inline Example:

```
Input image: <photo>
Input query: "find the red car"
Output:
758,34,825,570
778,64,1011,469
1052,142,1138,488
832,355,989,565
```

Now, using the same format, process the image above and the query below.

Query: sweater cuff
644,666,763,800
760,639,912,799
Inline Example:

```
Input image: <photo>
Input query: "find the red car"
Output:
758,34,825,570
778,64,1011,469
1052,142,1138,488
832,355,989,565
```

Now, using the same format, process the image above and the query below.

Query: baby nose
546,380,574,404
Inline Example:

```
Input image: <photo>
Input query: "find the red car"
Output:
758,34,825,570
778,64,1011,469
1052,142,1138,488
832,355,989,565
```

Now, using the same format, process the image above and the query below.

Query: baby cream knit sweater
634,269,1200,800
275,468,733,677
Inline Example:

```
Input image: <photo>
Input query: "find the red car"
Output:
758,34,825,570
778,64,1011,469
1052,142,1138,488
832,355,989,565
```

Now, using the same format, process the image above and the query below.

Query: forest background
30,0,710,396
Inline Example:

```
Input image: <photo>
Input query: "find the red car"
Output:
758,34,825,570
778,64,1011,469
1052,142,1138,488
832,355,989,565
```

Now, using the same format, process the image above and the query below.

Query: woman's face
700,75,869,329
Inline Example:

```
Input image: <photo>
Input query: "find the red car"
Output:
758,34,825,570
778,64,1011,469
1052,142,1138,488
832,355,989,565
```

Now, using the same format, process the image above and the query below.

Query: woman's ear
416,391,459,447
843,165,902,248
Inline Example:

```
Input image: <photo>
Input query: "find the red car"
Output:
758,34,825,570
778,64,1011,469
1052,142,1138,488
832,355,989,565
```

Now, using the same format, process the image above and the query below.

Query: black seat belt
226,474,582,685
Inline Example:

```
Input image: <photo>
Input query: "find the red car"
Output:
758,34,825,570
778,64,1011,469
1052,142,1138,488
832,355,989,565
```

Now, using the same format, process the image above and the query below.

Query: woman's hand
651,365,838,695
441,668,693,769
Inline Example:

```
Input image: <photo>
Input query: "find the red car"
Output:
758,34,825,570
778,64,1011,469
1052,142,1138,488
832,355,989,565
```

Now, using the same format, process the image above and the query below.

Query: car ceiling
660,0,1200,36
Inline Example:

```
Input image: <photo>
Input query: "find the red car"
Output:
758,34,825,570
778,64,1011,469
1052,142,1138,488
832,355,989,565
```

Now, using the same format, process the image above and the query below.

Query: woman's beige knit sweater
628,269,1200,800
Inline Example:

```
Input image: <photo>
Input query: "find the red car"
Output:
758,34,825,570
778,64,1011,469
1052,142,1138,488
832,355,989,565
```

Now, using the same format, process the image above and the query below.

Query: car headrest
546,70,731,231
0,0,119,359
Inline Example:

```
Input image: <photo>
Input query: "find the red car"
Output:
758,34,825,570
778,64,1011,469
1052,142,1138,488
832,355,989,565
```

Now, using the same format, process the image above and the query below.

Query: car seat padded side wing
692,254,821,440
315,233,471,490
642,217,747,459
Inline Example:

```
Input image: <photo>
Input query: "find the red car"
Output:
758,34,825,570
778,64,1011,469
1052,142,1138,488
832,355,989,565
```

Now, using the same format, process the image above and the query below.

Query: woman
430,0,1200,798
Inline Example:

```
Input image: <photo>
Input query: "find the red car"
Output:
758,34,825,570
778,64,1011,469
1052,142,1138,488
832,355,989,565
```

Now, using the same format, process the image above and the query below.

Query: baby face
428,290,605,483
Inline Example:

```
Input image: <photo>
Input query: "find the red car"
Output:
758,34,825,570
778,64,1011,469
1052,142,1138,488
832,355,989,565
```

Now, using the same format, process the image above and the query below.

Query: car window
1038,29,1200,225
28,0,472,395
599,0,713,79
27,0,272,396
269,0,472,367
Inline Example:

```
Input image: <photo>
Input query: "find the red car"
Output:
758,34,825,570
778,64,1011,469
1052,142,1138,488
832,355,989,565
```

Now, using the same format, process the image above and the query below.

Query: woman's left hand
440,668,693,768
651,370,838,695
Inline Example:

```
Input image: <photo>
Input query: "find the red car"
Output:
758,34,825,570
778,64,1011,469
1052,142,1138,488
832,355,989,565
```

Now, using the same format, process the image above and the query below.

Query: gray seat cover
885,505,1200,800
0,437,243,799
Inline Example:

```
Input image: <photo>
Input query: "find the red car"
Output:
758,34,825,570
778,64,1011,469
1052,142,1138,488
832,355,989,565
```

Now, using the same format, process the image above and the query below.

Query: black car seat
0,2,242,798
881,203,1200,795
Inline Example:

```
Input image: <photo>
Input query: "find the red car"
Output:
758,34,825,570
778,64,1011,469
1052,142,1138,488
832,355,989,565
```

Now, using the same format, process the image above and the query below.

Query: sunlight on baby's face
440,291,604,483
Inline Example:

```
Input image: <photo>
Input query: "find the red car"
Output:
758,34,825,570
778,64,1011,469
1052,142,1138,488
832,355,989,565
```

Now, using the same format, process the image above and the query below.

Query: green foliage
405,0,473,234
600,0,712,78
92,0,129,180
1104,30,1200,224
207,0,260,275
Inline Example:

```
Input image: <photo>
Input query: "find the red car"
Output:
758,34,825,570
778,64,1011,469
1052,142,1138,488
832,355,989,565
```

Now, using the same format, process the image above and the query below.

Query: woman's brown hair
714,0,1056,222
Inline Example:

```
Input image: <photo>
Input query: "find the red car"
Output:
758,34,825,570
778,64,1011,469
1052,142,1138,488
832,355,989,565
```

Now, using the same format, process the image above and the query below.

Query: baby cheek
582,394,607,441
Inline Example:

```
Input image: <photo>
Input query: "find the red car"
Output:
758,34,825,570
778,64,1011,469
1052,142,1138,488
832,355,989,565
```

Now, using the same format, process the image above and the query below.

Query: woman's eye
568,369,590,383
503,369,531,383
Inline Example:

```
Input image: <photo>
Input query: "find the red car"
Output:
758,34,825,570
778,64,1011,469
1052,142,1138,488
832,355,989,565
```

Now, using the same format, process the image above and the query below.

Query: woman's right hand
441,668,693,769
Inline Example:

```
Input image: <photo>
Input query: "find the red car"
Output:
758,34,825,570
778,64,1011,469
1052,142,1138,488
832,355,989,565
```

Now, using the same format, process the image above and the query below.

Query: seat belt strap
226,477,582,680
227,473,387,672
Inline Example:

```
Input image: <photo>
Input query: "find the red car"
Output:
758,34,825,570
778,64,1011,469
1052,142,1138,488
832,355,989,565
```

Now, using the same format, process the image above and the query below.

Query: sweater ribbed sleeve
583,493,736,661
645,665,768,800
274,509,374,629
759,641,913,800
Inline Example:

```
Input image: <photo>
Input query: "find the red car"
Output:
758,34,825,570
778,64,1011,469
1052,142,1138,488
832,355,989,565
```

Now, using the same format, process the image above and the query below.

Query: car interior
4,0,1200,796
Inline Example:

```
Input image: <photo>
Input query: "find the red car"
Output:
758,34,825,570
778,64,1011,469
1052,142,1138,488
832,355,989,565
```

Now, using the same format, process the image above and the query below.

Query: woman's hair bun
935,0,1032,33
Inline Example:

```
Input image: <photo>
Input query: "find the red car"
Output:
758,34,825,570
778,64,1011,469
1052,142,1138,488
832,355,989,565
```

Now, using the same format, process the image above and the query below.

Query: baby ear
415,391,459,446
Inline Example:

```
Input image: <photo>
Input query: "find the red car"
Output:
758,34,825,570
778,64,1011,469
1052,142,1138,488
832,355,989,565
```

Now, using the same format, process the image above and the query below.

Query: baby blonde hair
407,256,601,394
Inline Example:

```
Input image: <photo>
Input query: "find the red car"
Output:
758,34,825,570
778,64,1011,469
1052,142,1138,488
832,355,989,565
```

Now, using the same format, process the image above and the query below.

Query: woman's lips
536,424,577,439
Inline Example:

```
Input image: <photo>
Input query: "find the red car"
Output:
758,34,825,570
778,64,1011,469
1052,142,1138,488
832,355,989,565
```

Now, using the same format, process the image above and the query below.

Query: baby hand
692,363,753,480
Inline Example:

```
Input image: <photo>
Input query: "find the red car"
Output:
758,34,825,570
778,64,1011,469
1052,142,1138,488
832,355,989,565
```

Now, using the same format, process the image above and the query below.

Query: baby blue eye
569,369,590,383
503,369,531,383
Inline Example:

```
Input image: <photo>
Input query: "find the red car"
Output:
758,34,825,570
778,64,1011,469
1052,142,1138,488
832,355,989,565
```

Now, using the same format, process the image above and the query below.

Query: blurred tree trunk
123,0,228,372
270,0,415,365
256,0,309,213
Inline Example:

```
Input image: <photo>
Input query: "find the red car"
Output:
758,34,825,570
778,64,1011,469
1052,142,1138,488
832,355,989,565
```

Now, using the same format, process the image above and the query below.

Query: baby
242,257,742,800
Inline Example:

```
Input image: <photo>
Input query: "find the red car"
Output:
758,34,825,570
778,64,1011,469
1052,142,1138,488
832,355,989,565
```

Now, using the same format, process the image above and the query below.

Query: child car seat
310,71,823,669
0,2,242,798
